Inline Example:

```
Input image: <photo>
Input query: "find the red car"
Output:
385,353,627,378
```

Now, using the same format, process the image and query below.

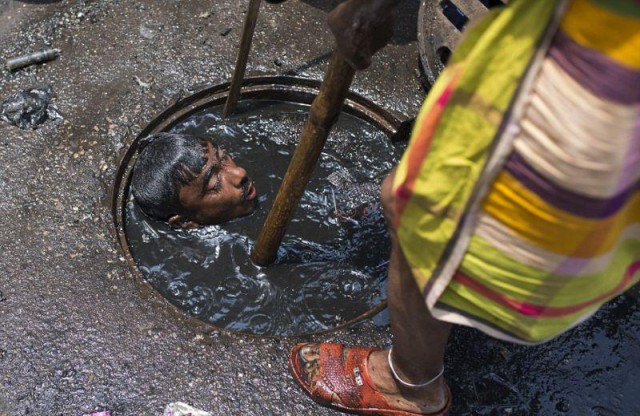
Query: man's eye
207,177,222,193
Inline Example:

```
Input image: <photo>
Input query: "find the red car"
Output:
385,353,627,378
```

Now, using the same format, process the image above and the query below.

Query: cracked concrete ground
0,0,638,415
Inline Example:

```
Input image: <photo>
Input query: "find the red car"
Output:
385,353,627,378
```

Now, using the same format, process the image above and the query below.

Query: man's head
131,133,257,227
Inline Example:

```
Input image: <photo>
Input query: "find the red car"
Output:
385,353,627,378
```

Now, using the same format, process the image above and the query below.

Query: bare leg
295,169,451,413
362,169,451,413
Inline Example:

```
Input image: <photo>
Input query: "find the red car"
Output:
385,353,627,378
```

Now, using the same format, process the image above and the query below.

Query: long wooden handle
251,52,356,266
222,0,262,118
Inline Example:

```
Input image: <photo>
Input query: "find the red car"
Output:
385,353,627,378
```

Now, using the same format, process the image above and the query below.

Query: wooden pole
251,52,356,266
222,0,262,118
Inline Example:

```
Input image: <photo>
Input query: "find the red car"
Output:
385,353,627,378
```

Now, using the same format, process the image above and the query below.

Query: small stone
199,11,211,18
274,57,283,67
220,27,232,36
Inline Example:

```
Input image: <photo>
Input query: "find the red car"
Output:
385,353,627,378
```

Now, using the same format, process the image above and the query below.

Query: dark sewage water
125,100,403,336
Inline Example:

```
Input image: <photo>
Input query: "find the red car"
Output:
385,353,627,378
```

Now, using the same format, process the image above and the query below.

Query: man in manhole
131,133,258,227
289,0,640,415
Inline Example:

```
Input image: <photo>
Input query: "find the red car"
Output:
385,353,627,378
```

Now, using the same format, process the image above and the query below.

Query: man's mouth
242,180,257,203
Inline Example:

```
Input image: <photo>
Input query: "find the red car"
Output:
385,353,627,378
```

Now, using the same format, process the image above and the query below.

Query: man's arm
327,0,401,70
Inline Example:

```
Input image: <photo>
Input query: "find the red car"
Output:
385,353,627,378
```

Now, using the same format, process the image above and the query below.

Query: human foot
367,349,449,414
290,343,451,415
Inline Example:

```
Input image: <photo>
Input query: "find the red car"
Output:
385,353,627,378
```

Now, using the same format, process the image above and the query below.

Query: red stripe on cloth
394,71,460,227
452,261,640,318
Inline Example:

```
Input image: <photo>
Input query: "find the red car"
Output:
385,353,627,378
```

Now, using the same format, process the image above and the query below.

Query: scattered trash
470,372,527,415
139,23,160,40
164,402,213,416
199,11,211,18
5,48,60,71
327,169,379,221
0,86,63,129
82,411,110,416
219,27,232,36
133,75,153,89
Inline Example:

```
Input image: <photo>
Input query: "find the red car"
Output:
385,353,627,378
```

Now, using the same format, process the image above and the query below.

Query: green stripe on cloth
587,0,640,18
436,284,600,343
457,235,640,308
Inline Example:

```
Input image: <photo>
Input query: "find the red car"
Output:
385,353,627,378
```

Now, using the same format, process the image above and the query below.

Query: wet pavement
0,0,638,415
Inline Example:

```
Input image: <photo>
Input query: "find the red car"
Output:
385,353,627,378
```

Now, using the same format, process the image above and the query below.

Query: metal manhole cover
418,0,506,86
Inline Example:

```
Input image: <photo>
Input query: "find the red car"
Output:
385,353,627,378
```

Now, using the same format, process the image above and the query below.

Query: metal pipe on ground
5,48,60,71
251,52,356,266
222,0,262,118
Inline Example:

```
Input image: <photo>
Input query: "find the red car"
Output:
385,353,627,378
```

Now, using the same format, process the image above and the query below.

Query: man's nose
227,165,248,187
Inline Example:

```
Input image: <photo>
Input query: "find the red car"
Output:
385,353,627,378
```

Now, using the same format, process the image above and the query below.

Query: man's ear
167,214,199,229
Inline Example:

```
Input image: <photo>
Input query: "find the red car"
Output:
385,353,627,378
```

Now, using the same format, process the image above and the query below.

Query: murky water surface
125,100,403,336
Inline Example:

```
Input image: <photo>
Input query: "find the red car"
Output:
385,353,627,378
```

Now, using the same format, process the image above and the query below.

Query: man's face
175,142,258,226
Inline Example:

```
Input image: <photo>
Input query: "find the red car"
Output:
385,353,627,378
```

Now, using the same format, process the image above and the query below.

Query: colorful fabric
393,0,640,344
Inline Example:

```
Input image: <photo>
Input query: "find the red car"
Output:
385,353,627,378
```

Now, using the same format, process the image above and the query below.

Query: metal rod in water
251,52,356,266
222,0,262,118
5,48,61,71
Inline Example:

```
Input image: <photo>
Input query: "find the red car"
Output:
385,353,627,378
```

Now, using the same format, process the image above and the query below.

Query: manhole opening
436,46,452,66
440,0,469,31
112,76,409,337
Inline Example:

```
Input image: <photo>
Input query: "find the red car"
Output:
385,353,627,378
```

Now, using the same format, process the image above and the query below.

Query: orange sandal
289,343,451,416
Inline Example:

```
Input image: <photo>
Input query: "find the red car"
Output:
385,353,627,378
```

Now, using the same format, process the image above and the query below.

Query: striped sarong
393,0,640,344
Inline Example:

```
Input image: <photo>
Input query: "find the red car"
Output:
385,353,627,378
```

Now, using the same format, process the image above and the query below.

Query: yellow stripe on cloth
482,171,640,257
475,213,640,276
561,0,640,69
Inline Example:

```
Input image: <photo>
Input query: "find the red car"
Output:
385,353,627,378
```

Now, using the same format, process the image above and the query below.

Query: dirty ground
0,0,638,415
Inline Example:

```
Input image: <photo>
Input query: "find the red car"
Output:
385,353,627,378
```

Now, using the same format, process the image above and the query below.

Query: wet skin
169,142,258,227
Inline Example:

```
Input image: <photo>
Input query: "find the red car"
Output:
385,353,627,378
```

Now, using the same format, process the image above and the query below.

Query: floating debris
5,48,60,71
0,87,63,129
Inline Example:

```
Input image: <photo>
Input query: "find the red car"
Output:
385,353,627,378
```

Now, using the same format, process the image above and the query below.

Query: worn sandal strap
317,344,389,409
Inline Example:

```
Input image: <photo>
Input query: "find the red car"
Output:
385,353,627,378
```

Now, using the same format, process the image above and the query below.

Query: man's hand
327,0,399,70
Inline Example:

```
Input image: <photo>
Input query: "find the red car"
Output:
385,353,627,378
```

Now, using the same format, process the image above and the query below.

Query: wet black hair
131,132,214,220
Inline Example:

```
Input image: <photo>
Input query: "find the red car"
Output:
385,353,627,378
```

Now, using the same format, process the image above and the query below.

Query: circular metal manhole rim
111,75,409,338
